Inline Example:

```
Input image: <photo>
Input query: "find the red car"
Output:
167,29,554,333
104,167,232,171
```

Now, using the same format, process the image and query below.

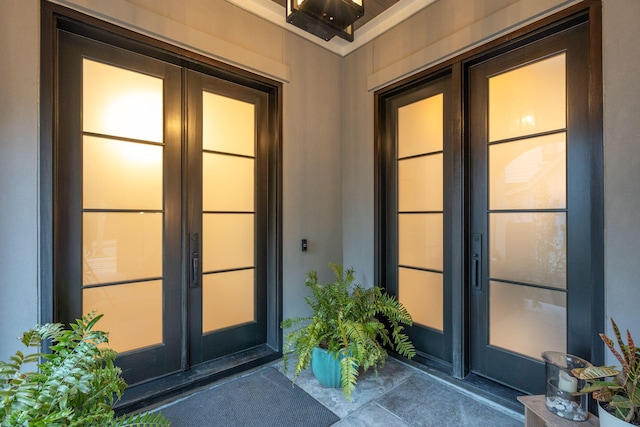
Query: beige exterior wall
281,32,344,322
601,0,640,353
1,0,638,366
0,0,40,360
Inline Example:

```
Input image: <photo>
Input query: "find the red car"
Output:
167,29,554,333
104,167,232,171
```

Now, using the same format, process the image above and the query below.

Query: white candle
558,370,578,393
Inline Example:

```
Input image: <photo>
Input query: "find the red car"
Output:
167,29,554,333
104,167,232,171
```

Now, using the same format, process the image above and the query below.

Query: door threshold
395,355,525,415
114,345,281,416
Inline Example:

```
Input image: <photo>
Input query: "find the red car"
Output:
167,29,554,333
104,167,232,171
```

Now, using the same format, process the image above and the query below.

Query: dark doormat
158,366,340,427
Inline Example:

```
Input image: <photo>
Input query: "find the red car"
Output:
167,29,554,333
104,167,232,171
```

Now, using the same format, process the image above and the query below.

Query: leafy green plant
0,312,170,427
572,318,640,425
281,263,415,400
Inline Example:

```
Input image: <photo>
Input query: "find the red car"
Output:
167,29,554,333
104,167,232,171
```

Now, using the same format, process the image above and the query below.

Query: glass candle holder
542,351,591,422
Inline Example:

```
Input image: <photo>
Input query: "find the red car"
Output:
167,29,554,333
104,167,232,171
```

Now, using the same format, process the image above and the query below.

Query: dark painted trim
449,62,467,380
268,77,285,353
39,3,55,325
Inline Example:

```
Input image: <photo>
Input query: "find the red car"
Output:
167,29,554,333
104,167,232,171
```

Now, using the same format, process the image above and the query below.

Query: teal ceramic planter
311,347,343,388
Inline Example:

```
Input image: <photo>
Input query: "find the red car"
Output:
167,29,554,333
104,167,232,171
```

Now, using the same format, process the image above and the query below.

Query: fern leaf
111,410,171,426
339,356,358,401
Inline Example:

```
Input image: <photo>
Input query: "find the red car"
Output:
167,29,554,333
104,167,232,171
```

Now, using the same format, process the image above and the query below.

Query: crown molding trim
226,0,438,56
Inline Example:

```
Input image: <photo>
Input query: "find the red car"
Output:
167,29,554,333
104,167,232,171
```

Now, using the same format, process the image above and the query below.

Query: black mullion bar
487,128,567,146
487,277,568,293
397,150,444,161
487,208,567,214
398,264,444,275
82,276,163,289
83,130,164,146
203,149,255,160
203,210,255,215
398,210,444,214
83,208,164,214
203,266,255,275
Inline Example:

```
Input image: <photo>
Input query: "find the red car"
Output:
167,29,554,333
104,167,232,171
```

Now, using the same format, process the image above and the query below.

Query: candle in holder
558,370,578,393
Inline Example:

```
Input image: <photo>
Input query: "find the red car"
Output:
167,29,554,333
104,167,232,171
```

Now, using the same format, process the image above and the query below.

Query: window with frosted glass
201,90,256,334
81,59,165,353
487,54,567,359
396,94,444,331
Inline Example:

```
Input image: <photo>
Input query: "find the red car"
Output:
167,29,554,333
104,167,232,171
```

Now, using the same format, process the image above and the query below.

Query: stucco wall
281,32,344,322
601,0,640,354
0,1,40,362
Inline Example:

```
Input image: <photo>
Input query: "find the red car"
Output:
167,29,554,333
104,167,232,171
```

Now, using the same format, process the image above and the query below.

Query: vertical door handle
190,233,199,288
471,233,482,290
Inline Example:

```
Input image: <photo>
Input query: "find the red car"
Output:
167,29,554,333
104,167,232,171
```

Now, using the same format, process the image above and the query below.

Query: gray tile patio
276,357,524,427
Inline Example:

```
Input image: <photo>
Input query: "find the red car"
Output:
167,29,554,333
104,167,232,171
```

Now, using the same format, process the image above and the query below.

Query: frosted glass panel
203,153,254,212
398,154,443,212
398,213,443,270
398,268,443,331
83,212,162,285
203,91,255,157
83,135,162,210
202,269,255,333
489,54,566,142
83,280,163,353
397,93,443,158
490,281,566,360
490,212,566,288
83,59,163,143
203,213,254,272
490,134,566,210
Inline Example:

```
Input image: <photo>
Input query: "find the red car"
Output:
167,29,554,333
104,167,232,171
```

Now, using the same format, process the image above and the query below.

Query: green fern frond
0,312,170,427
339,355,358,401
280,264,416,400
111,410,171,426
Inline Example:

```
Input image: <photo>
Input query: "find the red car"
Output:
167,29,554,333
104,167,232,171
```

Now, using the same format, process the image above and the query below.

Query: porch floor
151,357,526,426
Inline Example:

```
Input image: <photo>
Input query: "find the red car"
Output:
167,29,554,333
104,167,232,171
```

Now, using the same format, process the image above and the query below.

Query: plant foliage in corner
0,312,170,427
572,318,640,425
281,263,416,400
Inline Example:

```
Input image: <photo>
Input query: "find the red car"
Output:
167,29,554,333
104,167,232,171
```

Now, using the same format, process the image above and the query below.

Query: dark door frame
40,0,283,406
375,1,603,384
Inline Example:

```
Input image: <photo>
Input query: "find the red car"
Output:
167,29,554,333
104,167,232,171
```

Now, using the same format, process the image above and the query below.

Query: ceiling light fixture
286,0,364,42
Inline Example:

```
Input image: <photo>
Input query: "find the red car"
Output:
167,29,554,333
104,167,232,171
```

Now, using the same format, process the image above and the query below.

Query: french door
186,70,269,364
381,74,453,364
467,21,593,393
54,27,276,385
377,12,601,395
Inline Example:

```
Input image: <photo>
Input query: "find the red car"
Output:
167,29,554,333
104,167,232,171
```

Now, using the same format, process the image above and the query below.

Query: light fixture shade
286,0,364,42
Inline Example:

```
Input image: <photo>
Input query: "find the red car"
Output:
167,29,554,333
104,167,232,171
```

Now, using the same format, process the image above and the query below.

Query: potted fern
0,312,170,426
281,263,415,400
571,318,640,426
